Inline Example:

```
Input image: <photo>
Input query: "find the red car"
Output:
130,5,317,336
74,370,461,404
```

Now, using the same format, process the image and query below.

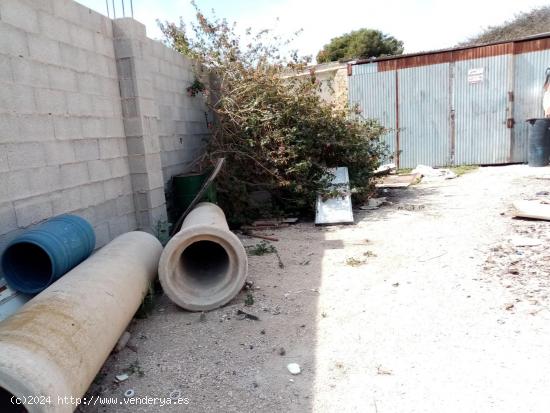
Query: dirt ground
82,164,550,413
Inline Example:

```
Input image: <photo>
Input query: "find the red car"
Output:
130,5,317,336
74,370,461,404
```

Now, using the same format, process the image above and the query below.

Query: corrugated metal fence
349,36,550,168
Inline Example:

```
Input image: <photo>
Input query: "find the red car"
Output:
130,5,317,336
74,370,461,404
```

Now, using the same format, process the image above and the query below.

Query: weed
346,257,366,266
154,220,172,246
246,241,276,256
245,292,254,306
363,250,377,258
125,360,145,378
450,165,478,176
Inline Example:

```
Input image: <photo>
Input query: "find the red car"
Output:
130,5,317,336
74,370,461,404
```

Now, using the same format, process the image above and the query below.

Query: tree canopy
316,29,404,63
459,6,550,46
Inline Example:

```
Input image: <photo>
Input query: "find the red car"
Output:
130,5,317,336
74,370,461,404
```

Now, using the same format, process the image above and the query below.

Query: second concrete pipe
159,202,248,311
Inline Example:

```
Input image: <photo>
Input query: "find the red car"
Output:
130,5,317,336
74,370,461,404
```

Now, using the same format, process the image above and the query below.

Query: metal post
130,0,134,18
112,0,116,18
122,0,125,17
105,0,109,17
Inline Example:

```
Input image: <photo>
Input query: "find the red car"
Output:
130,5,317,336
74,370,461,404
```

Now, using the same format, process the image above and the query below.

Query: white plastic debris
412,165,457,181
287,363,301,375
374,163,396,175
124,389,135,398
115,373,129,382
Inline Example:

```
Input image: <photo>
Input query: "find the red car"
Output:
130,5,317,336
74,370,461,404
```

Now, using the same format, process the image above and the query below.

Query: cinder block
116,58,133,79
69,24,94,51
109,157,129,177
66,92,92,115
87,159,111,182
148,187,166,209
118,78,136,97
14,195,53,227
77,72,102,95
98,138,120,159
81,117,105,138
91,95,114,117
3,169,31,203
0,22,29,57
0,146,8,173
122,118,144,137
53,115,81,140
77,4,103,32
0,0,38,33
86,52,110,77
28,34,61,65
59,43,87,72
52,0,80,23
129,173,150,192
108,215,129,238
6,142,46,170
121,98,138,118
34,88,67,114
80,182,105,207
44,141,75,165
74,206,95,224
113,38,141,59
115,194,134,216
104,118,125,138
28,165,61,195
0,202,17,235
121,175,133,194
0,114,19,144
48,66,78,92
11,58,49,88
94,198,117,221
10,84,36,114
142,133,160,153
50,186,81,215
103,177,123,199
112,18,146,40
60,162,89,188
92,222,109,248
127,154,147,174
94,33,115,58
25,0,54,13
74,139,99,161
0,55,13,82
126,213,137,231
38,10,70,42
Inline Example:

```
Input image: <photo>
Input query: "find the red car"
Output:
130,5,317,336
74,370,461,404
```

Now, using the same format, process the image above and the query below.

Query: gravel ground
82,164,550,413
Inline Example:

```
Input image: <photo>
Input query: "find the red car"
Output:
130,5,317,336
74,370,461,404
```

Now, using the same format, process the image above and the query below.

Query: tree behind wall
459,6,550,46
316,29,404,63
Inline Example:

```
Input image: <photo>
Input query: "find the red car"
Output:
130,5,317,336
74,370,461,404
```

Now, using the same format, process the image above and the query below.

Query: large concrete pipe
159,202,248,311
0,231,162,413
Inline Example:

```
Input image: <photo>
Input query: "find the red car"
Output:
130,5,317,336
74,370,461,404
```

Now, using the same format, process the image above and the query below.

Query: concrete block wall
0,0,135,251
148,41,211,186
0,0,210,257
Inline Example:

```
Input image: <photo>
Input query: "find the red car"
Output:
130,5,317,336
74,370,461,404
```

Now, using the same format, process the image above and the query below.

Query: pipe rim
159,225,248,311
1,240,56,294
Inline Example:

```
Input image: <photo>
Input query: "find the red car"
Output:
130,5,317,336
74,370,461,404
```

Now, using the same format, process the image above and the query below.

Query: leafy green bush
160,4,388,224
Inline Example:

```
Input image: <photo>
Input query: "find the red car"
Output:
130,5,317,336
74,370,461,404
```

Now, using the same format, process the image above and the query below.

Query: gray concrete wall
0,0,209,255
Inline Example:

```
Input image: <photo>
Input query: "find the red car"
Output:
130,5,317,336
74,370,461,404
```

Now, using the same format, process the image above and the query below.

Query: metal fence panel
348,64,397,162
398,64,451,168
453,56,510,164
513,49,550,162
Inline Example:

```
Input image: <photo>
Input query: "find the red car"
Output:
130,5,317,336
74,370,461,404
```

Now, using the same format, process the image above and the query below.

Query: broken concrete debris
376,173,422,188
512,200,550,221
287,363,301,375
115,374,129,382
412,165,457,181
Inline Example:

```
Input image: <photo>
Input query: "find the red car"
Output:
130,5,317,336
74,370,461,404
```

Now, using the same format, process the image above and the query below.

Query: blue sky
78,0,550,60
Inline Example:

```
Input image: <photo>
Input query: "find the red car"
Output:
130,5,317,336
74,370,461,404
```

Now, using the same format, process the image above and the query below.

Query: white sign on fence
468,67,484,84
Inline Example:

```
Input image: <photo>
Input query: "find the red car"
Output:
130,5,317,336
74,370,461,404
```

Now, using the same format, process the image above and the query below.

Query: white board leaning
315,167,354,225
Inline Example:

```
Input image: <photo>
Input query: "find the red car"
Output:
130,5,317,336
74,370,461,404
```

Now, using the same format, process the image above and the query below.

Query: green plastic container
173,171,217,213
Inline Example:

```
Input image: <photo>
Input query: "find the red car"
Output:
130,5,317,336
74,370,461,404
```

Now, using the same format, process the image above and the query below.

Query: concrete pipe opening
159,202,248,311
0,386,27,413
179,240,230,290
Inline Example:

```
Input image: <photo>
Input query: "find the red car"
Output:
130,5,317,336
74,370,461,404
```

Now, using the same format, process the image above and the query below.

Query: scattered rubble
287,363,301,375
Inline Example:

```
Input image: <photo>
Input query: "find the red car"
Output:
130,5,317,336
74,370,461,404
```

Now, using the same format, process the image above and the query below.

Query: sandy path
84,165,550,413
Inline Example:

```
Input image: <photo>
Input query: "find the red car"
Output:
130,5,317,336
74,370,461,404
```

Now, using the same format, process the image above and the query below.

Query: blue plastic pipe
1,215,95,294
